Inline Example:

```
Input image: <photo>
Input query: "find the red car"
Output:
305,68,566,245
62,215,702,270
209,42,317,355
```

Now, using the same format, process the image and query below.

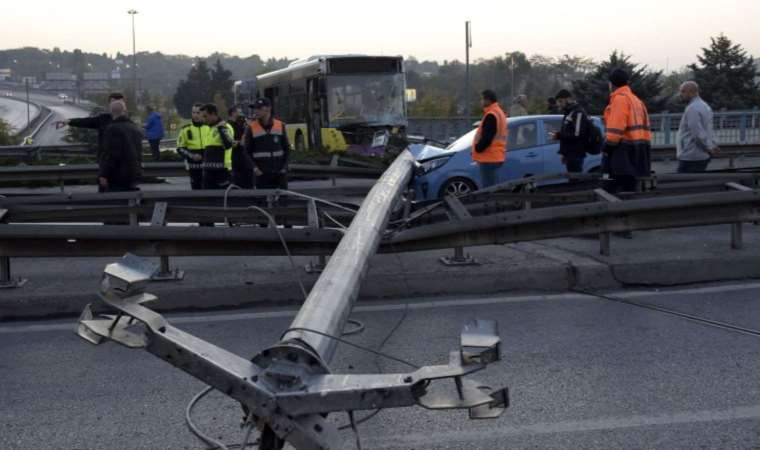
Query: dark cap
609,68,629,88
555,89,573,100
251,98,271,109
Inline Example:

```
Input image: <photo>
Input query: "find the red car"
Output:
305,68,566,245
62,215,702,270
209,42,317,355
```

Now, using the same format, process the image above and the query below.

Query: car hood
408,143,460,161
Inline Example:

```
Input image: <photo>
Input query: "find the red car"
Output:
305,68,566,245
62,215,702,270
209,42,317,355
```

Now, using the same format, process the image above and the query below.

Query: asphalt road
0,97,40,132
2,282,760,449
0,84,91,145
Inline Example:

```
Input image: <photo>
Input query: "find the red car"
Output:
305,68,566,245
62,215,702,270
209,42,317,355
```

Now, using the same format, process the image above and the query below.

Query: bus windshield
326,74,405,128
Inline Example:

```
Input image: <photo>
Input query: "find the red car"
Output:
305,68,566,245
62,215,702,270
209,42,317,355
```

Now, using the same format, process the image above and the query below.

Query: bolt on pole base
304,256,327,274
0,277,27,289
150,255,185,282
440,246,480,266
0,256,27,289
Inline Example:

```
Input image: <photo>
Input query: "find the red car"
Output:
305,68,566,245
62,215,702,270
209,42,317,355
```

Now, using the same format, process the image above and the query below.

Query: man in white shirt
676,81,720,173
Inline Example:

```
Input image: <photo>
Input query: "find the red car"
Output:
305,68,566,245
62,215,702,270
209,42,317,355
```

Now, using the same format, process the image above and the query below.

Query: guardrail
407,111,760,148
0,139,178,160
0,162,382,185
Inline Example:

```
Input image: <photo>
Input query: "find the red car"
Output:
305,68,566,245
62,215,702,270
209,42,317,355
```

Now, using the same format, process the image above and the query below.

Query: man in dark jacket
227,105,253,188
549,89,590,173
55,92,125,164
99,100,143,192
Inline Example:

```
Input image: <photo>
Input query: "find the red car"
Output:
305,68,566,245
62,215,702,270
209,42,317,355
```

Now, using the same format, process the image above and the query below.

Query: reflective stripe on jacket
603,86,652,177
472,103,508,163
202,122,234,171
177,123,208,170
603,86,651,146
246,119,289,175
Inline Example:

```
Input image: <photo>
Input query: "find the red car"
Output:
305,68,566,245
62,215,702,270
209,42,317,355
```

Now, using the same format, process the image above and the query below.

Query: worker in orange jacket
602,68,652,193
472,89,508,188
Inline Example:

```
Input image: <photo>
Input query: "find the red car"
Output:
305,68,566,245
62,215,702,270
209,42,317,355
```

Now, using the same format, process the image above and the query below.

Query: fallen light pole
76,150,509,449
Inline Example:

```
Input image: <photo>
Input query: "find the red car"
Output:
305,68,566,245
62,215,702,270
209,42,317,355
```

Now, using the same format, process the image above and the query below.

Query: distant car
409,115,604,201
58,93,69,100
3,91,12,97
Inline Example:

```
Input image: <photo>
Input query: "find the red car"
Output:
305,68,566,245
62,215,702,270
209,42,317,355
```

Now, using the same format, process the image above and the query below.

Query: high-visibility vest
249,119,288,173
177,122,208,169
604,86,651,146
472,102,508,163
202,122,234,171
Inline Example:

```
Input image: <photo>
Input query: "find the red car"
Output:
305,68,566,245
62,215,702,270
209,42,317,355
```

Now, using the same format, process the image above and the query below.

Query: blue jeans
479,162,502,188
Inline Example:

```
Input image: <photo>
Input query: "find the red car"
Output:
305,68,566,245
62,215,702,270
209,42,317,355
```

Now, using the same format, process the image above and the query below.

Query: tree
210,59,234,108
0,119,17,145
173,60,213,118
689,34,759,110
572,51,666,114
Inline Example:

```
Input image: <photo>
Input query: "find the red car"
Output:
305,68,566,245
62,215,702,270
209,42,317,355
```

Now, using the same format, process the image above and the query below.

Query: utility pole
128,9,138,105
510,54,515,103
465,21,472,118
25,78,30,130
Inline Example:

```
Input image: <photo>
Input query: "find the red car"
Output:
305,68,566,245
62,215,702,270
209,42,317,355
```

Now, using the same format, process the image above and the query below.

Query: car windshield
446,129,477,151
326,74,406,127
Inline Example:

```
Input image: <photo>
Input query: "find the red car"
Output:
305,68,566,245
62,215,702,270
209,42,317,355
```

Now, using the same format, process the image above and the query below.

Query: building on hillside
42,72,77,93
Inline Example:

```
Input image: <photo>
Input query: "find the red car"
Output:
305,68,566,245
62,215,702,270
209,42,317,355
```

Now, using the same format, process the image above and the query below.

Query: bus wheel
295,131,305,151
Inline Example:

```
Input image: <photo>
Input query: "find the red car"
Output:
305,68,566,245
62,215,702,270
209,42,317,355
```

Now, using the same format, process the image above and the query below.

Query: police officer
200,103,235,189
244,98,290,190
603,68,651,193
175,103,207,190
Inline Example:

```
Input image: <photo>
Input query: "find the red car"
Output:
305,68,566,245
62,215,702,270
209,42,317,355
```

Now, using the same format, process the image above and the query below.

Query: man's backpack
584,116,604,155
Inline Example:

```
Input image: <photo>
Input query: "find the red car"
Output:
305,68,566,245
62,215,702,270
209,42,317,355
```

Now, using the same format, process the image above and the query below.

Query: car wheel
439,178,476,198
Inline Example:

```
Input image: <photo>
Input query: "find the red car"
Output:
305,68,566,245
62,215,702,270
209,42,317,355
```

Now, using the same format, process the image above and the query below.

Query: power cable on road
574,288,760,338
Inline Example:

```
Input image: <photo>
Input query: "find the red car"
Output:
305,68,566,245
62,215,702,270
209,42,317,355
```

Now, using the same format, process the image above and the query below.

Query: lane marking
2,281,760,335
364,404,760,447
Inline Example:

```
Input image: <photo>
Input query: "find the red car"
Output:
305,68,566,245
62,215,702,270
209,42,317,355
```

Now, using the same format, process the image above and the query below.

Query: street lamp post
25,79,30,130
465,21,472,119
127,9,138,105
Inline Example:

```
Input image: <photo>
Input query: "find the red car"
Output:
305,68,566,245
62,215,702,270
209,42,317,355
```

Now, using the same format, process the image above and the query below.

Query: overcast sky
2,0,759,71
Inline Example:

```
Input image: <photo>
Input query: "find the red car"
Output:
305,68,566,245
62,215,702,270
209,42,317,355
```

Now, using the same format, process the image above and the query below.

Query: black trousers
148,139,161,161
564,156,585,173
189,168,203,190
203,169,230,190
677,159,710,173
233,168,254,189
255,172,288,190
603,175,638,194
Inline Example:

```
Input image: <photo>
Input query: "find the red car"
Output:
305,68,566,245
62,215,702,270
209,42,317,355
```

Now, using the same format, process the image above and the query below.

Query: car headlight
419,156,451,174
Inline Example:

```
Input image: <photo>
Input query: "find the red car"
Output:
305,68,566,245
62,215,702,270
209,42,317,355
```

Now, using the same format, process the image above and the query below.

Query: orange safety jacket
603,86,651,146
603,85,652,177
472,102,508,163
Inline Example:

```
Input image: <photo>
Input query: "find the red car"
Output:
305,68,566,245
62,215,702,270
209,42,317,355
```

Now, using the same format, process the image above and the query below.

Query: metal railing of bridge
406,110,760,148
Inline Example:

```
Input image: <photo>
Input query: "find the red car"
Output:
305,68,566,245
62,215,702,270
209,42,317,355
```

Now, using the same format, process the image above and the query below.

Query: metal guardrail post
304,199,327,274
594,188,622,256
663,115,672,146
439,195,479,266
0,256,27,289
128,198,139,226
149,202,184,281
330,154,339,187
726,182,752,249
